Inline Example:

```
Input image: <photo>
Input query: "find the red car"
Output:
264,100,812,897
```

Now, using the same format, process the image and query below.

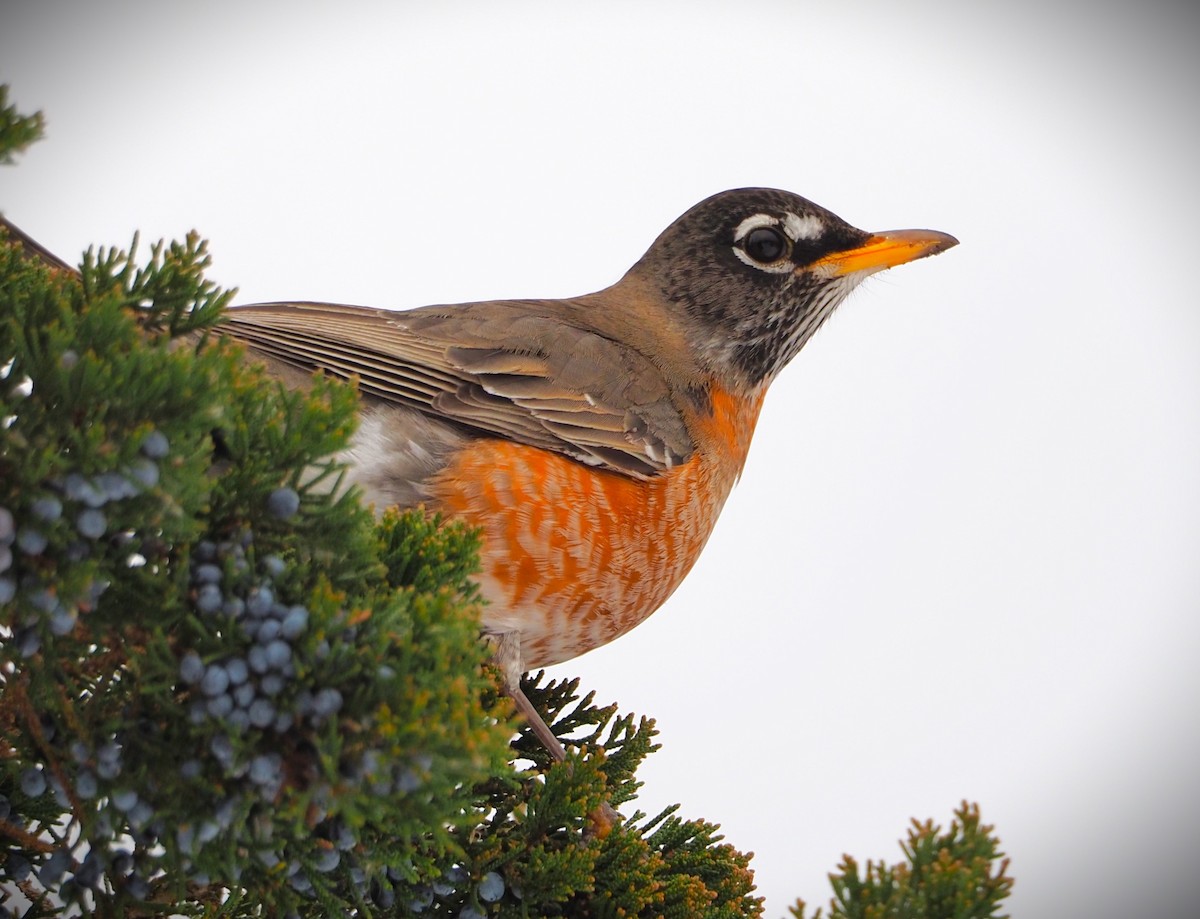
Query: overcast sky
3,2,1199,916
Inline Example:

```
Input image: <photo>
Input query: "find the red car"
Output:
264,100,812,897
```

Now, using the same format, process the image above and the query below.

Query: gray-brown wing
218,300,694,478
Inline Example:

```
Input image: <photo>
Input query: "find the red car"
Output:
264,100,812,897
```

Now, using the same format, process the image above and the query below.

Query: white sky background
3,1,1199,915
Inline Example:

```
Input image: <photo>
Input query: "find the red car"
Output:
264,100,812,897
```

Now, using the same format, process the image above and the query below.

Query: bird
0,190,958,771
209,188,958,763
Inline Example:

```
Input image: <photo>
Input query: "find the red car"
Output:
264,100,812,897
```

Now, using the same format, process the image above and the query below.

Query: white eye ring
733,214,793,273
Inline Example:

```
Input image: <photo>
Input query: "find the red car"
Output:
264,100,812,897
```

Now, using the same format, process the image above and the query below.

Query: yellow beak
812,228,959,276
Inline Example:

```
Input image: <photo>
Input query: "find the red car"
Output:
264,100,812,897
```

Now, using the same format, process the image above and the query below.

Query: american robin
0,190,957,767
213,188,957,761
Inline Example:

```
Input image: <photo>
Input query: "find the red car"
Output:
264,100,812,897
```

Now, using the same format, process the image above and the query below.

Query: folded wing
219,300,694,478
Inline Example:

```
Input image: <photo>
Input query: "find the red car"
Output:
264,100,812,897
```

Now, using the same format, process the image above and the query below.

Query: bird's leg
489,629,569,762
488,630,619,832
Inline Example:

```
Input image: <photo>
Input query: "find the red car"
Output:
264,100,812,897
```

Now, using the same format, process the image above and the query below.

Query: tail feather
0,214,76,274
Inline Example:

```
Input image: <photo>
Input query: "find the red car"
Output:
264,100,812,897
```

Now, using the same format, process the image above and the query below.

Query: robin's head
629,188,957,389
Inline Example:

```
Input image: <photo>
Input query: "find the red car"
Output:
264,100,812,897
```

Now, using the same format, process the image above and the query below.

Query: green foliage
0,212,513,916
0,87,44,164
450,674,762,917
790,802,1012,919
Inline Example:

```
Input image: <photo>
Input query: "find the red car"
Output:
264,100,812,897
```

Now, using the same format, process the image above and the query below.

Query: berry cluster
1,841,155,909
2,464,339,906
0,428,166,653
400,866,508,915
179,516,341,745
2,735,160,912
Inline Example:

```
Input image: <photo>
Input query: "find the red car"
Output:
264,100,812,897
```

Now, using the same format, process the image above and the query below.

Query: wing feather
219,300,694,478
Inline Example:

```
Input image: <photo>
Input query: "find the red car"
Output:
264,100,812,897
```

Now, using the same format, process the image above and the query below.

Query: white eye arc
783,212,825,242
734,213,780,242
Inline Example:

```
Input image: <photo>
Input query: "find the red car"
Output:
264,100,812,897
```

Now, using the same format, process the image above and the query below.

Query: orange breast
426,384,767,668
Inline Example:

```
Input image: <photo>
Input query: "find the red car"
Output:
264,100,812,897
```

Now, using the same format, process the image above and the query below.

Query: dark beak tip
937,232,961,252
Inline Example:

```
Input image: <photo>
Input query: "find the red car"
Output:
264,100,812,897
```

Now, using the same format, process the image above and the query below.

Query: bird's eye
743,226,789,264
